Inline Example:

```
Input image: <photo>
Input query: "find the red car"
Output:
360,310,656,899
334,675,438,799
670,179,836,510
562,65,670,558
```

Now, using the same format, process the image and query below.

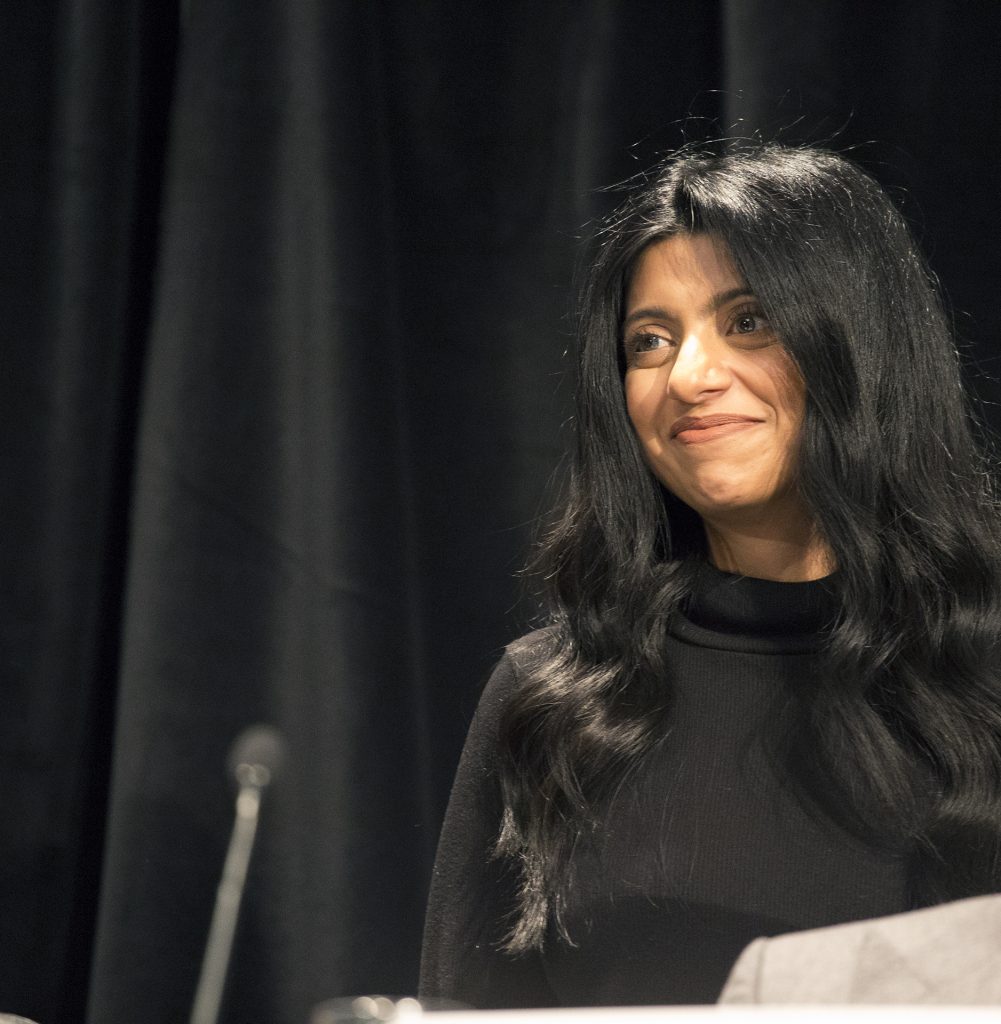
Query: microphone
189,725,286,1024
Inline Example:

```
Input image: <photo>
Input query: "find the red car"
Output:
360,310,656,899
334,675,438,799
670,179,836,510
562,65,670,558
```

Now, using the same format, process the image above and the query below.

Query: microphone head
228,724,286,788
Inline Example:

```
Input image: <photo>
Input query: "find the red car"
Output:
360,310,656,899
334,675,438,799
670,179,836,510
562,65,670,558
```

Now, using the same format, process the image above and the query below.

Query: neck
702,509,833,582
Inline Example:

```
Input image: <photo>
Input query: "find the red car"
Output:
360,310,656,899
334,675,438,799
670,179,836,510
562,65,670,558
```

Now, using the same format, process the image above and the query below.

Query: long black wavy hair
496,143,1001,952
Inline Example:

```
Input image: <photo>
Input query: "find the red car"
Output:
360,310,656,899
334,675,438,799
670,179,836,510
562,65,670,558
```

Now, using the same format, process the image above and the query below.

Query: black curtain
4,3,1000,1022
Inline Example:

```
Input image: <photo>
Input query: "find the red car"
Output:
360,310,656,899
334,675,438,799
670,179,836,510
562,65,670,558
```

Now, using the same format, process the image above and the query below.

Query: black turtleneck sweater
420,568,910,1008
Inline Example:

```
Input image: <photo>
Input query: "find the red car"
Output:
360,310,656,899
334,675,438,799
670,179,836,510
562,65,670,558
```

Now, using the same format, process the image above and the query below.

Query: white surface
419,1007,1001,1023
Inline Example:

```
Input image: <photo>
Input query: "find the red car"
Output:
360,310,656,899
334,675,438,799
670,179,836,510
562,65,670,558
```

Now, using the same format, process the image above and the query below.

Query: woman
420,144,1001,1008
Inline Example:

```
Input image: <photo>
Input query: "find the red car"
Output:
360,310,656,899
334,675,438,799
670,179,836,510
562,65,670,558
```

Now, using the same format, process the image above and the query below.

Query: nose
667,332,733,404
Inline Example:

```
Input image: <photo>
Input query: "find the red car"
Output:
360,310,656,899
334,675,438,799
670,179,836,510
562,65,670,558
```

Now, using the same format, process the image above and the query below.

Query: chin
686,485,762,515
682,470,793,512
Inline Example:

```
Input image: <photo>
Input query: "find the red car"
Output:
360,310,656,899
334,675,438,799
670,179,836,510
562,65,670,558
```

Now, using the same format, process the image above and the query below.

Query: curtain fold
87,5,429,1021
1,2,176,1021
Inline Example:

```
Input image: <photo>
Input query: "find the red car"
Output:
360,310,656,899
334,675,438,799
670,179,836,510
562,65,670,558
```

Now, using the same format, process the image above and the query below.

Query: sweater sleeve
419,647,558,1009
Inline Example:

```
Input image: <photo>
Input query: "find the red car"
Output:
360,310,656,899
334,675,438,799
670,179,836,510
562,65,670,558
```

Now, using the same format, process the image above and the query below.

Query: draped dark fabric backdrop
4,2,1001,1022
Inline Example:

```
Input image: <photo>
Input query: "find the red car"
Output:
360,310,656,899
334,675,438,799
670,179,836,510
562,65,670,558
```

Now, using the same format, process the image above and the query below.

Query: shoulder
478,627,559,705
457,628,560,764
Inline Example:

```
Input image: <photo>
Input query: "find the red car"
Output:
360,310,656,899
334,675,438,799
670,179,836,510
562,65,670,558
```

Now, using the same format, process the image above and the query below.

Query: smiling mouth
670,415,762,444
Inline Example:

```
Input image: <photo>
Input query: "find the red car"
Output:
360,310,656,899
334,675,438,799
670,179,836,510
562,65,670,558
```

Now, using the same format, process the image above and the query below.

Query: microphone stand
190,729,283,1024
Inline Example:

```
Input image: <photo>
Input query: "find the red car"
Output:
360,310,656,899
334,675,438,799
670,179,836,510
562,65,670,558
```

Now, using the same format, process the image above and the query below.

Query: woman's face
623,233,807,535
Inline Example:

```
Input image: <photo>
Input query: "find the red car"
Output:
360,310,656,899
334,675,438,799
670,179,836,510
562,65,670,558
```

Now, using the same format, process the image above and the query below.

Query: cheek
778,377,806,441
758,353,806,429
624,371,663,436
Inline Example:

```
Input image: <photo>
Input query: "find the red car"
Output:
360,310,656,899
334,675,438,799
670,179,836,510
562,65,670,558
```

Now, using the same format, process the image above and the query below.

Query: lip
670,413,763,443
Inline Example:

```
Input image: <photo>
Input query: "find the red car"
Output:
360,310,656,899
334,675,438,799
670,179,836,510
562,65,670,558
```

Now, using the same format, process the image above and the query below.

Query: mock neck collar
672,562,838,653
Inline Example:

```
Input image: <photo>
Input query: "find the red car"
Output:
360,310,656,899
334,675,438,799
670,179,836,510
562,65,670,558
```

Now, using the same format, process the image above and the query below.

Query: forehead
627,234,743,309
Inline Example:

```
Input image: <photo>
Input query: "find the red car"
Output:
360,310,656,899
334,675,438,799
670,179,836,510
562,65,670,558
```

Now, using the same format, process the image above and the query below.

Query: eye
633,332,669,352
624,330,674,367
726,304,774,342
734,313,761,334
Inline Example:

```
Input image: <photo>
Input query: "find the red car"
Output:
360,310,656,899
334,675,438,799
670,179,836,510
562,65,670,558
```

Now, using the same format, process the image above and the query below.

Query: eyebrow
623,287,755,327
